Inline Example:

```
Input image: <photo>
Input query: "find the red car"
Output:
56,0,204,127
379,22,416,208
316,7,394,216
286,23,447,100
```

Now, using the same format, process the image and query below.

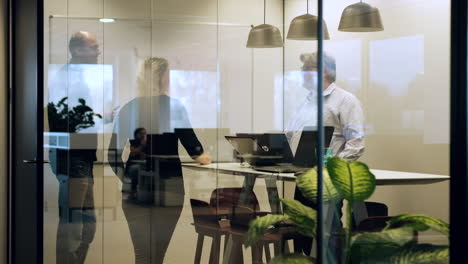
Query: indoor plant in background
47,96,102,173
246,157,449,264
47,96,102,133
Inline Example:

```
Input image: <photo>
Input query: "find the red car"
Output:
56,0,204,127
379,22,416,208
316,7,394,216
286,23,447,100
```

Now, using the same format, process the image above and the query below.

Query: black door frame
7,0,468,263
8,0,44,262
450,0,468,262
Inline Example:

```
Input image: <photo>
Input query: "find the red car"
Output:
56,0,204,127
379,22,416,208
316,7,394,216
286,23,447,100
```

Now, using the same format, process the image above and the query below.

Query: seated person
125,127,147,193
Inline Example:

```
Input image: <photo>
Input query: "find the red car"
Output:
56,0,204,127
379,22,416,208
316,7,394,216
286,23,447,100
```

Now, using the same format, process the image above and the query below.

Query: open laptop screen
294,126,334,167
228,134,294,166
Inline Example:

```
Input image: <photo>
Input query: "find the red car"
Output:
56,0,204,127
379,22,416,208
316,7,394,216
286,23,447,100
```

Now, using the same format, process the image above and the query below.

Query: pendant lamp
338,0,384,32
287,0,330,40
246,0,283,48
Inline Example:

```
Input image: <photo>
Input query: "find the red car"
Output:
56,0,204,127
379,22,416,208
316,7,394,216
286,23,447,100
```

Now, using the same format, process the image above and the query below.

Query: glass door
9,0,465,263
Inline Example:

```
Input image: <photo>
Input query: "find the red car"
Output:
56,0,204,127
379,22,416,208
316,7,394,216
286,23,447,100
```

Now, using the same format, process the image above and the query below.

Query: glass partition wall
42,0,450,264
316,0,450,263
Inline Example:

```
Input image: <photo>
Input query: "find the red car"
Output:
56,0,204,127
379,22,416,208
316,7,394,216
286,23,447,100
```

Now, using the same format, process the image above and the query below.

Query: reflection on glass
170,70,218,129
47,31,102,264
108,57,211,264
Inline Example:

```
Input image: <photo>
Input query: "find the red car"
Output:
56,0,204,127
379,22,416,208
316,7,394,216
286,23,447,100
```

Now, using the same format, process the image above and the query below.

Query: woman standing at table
108,57,211,264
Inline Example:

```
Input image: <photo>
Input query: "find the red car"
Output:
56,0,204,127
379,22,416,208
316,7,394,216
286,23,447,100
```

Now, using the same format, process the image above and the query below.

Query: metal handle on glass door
23,159,50,164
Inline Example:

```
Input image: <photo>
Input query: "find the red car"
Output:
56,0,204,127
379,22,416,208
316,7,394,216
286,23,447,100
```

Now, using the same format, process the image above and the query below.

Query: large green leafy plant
246,157,449,264
48,97,102,132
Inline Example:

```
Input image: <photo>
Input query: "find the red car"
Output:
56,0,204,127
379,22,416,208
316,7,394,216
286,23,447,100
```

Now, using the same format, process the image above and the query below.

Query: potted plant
47,96,102,133
47,96,102,147
246,157,449,263
47,97,102,174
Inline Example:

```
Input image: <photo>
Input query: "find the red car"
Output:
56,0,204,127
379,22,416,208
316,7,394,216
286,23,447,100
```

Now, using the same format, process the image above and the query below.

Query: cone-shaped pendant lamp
287,0,330,40
246,0,283,48
338,1,384,32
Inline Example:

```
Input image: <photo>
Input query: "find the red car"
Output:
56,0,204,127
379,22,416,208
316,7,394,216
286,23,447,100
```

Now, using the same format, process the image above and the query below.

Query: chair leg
68,209,73,222
223,234,229,253
222,235,234,264
229,236,244,264
264,243,271,262
194,234,204,264
214,235,221,264
251,243,263,264
209,235,221,264
283,239,290,253
273,241,281,256
209,238,215,264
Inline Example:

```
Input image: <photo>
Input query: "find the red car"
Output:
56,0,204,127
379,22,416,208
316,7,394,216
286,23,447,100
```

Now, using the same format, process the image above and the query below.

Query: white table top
182,162,450,185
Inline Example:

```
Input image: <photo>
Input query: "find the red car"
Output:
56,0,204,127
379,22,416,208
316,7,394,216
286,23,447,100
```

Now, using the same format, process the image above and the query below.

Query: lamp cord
264,0,266,23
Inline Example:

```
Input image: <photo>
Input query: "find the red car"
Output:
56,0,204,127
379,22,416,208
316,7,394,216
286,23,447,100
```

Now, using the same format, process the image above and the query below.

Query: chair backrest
190,199,217,224
352,202,389,229
365,202,388,217
356,216,392,232
231,205,256,227
209,188,260,216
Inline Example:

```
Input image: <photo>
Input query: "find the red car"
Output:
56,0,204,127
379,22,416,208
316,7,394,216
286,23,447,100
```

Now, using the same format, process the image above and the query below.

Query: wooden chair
355,202,418,241
212,188,300,263
191,188,300,263
227,204,299,264
190,199,229,264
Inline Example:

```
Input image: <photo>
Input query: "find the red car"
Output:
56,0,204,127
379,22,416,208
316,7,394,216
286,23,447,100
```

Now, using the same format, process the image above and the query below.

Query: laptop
226,126,334,173
225,133,294,166
236,133,295,165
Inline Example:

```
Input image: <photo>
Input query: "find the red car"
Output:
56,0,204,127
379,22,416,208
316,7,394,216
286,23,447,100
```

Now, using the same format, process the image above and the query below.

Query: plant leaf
327,157,376,203
58,97,68,105
296,167,340,203
281,199,317,237
350,227,415,264
246,214,289,246
268,253,316,264
388,243,449,264
384,214,449,237
48,96,100,132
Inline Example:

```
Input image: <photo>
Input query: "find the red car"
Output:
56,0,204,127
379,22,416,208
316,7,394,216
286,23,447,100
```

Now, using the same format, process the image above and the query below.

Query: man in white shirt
288,52,365,256
287,52,365,160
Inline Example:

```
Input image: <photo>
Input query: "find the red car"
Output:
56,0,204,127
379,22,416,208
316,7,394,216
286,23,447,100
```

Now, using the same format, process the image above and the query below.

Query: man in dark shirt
48,31,100,264
108,57,211,264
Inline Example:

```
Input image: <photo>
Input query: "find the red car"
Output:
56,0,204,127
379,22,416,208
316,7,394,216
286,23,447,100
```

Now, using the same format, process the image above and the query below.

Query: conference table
183,162,449,213
182,162,450,264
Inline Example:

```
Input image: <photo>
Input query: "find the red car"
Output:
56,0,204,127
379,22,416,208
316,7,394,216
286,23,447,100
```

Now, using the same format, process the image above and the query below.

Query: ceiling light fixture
246,0,283,48
338,0,383,32
99,18,115,23
287,0,330,40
